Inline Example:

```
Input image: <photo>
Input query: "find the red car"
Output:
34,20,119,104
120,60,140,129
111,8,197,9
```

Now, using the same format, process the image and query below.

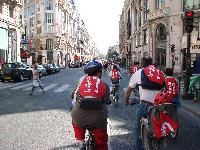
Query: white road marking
38,84,58,91
10,83,32,90
107,118,112,150
54,84,70,92
0,83,23,89
23,84,45,90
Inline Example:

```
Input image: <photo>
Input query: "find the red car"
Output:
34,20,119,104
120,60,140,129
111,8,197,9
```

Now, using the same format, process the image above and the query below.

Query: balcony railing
0,13,17,26
149,7,170,21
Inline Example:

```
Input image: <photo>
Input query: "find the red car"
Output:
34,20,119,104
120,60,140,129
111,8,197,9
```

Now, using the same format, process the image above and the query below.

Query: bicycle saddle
84,126,97,131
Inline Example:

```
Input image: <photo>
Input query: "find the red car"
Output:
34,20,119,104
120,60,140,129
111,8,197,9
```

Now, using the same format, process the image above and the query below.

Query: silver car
37,65,47,76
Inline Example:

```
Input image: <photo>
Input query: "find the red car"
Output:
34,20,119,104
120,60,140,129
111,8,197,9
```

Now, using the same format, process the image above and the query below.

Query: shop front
0,22,8,66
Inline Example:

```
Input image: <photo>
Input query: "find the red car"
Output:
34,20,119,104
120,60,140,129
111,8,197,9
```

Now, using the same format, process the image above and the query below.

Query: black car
69,62,80,68
42,64,55,75
0,62,33,82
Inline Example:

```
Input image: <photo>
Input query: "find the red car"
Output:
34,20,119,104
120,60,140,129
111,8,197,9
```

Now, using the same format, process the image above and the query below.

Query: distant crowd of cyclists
70,56,180,150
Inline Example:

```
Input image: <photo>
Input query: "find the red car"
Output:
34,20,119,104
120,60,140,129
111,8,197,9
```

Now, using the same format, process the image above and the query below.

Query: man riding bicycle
71,60,110,150
108,64,122,95
125,56,165,150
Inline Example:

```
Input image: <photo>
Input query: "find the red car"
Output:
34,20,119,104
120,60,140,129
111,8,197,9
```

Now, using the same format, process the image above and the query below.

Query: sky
75,0,124,54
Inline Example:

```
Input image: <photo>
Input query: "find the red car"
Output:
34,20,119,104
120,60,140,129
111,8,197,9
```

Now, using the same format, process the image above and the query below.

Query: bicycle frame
140,104,179,150
85,127,96,150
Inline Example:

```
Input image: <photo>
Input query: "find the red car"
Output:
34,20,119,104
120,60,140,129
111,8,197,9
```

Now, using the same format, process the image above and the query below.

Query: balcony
0,13,17,27
3,0,22,7
149,7,170,21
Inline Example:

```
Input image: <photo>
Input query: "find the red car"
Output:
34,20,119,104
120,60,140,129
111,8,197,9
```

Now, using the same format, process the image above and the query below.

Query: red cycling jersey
79,76,107,99
111,69,120,79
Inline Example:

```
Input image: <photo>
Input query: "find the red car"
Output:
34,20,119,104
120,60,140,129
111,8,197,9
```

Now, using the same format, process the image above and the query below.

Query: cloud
75,0,124,54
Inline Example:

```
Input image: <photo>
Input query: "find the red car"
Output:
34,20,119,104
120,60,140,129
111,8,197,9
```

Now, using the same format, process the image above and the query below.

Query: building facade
24,0,97,66
0,0,23,67
119,0,200,73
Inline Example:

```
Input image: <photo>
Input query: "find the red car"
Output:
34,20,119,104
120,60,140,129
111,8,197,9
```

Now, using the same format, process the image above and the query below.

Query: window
135,9,137,30
30,17,34,27
45,13,53,23
37,26,41,34
30,4,35,16
144,0,148,22
46,0,53,10
156,24,166,41
9,6,14,18
143,29,147,45
46,39,53,50
184,0,200,11
0,3,2,14
156,0,165,9
46,25,54,33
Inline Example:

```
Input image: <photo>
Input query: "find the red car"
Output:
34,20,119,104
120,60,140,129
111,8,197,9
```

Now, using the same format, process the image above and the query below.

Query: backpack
141,65,165,90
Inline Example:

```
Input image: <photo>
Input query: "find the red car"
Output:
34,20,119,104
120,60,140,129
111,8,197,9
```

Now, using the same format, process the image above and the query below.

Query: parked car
42,64,55,75
52,64,60,73
37,65,47,76
69,62,80,68
0,62,33,82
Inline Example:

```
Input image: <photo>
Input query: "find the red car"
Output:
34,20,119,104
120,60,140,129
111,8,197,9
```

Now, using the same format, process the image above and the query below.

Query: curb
182,104,200,119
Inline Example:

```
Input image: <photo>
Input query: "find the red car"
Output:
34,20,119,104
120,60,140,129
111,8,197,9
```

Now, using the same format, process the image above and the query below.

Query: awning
20,48,30,58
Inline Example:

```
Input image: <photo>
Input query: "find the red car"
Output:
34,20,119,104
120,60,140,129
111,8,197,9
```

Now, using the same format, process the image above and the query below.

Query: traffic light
171,44,175,53
184,11,194,33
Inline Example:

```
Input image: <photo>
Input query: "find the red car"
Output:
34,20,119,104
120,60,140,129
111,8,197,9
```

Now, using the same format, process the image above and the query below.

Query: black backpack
141,69,164,90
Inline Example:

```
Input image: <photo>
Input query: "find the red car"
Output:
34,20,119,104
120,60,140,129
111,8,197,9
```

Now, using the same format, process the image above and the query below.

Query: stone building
119,0,200,72
0,0,23,66
23,0,97,66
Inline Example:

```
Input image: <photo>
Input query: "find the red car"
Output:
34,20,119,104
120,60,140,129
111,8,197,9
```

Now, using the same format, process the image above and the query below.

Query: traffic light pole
182,32,193,100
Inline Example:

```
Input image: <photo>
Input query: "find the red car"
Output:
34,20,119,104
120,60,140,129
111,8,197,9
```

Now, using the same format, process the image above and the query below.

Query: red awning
20,48,30,58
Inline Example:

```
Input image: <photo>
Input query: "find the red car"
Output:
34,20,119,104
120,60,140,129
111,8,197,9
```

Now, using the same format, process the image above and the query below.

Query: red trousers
72,123,108,150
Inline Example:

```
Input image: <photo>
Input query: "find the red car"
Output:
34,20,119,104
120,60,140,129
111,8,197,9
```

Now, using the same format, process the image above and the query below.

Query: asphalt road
0,68,200,150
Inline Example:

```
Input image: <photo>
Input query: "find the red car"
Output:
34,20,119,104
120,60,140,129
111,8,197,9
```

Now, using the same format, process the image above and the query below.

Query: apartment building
120,0,200,72
23,0,97,66
0,0,23,66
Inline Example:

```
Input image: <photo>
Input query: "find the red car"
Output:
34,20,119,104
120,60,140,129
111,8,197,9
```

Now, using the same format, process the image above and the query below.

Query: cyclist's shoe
80,142,86,150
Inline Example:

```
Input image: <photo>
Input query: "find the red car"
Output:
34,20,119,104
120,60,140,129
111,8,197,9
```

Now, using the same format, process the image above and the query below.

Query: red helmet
154,90,173,106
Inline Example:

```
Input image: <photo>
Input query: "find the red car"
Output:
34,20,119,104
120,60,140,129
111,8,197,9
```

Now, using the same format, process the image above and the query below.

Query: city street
0,68,200,150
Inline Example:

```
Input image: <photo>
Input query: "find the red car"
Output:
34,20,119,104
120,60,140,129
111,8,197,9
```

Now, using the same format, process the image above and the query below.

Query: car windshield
3,63,16,69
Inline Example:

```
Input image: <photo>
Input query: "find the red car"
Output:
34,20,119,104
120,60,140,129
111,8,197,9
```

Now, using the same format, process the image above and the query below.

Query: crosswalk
0,82,73,93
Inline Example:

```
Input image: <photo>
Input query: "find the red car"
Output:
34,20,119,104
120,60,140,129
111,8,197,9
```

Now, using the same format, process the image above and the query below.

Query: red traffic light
185,11,194,17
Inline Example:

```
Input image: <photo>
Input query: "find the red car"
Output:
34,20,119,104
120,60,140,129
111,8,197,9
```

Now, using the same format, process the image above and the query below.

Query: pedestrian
125,56,165,150
71,60,111,150
29,64,45,95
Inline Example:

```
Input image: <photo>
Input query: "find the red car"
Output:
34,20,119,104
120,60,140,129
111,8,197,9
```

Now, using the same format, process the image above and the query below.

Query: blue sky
75,0,124,54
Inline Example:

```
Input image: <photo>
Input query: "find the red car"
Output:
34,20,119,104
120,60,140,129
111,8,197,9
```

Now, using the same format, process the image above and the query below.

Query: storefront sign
191,40,200,53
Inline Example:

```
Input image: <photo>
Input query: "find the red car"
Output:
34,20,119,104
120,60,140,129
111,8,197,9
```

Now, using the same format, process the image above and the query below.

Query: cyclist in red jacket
71,60,110,150
164,68,181,107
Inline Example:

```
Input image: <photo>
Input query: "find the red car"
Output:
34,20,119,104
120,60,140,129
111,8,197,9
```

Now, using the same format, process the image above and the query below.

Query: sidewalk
181,99,200,118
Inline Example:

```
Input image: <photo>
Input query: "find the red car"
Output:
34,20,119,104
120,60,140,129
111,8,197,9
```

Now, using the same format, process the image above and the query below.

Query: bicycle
140,103,179,150
82,126,96,150
112,83,119,106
